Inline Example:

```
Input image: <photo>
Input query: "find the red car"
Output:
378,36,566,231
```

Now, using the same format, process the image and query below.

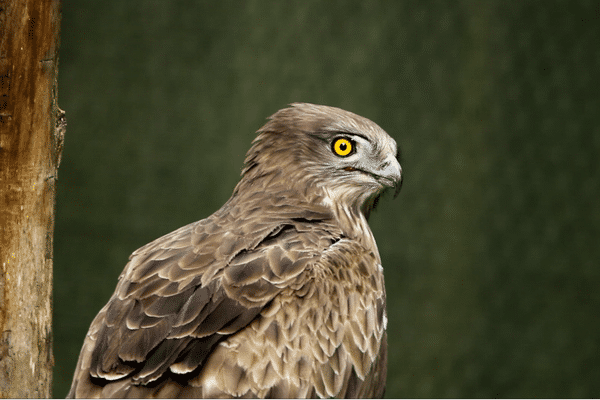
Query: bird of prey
67,103,402,398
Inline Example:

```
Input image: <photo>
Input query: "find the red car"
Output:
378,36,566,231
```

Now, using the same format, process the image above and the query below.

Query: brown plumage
67,103,402,398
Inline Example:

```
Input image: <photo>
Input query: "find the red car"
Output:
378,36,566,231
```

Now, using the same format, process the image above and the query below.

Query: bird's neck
319,187,380,261
229,174,380,260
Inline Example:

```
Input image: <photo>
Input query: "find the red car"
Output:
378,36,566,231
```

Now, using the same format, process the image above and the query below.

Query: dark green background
54,1,600,397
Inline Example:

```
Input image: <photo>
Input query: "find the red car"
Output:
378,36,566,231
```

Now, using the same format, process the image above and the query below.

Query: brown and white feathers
67,103,402,398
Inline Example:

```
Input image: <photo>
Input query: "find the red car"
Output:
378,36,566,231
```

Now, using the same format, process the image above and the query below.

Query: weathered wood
0,0,63,397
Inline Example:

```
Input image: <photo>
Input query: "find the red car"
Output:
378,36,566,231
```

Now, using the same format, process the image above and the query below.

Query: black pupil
339,142,347,151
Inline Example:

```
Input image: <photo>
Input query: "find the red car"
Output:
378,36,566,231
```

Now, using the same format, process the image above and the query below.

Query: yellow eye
332,138,353,157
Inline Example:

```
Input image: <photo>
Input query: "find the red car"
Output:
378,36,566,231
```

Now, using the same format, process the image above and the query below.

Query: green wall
54,1,600,397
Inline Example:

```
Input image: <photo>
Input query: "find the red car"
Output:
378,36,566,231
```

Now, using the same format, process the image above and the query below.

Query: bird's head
239,103,402,218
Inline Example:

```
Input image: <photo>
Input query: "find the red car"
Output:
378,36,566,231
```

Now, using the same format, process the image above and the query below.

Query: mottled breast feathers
68,103,400,398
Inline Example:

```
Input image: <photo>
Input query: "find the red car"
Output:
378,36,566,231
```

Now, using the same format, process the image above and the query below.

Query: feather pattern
68,103,401,398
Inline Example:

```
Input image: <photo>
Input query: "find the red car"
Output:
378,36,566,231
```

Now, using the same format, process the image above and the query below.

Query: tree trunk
0,0,64,397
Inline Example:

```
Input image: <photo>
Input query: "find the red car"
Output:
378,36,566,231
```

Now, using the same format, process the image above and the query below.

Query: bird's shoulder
118,193,346,303
75,193,353,393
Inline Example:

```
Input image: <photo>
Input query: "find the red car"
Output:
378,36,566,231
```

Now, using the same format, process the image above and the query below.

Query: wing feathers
191,297,247,337
169,335,223,375
172,285,212,328
144,287,192,317
136,338,189,383
119,318,170,362
224,253,265,284
68,192,387,398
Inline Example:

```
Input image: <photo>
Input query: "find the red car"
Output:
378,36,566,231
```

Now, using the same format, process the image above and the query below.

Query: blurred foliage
54,1,600,397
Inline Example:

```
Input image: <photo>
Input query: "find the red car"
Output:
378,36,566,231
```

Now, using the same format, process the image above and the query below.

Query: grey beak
377,154,403,198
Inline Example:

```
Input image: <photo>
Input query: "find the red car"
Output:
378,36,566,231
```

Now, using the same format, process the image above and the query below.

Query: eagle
67,103,402,398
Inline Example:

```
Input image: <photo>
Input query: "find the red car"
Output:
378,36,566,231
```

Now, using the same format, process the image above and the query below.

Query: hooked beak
375,154,403,198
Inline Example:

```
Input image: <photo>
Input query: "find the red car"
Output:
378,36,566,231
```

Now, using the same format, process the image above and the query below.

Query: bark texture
0,0,63,397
